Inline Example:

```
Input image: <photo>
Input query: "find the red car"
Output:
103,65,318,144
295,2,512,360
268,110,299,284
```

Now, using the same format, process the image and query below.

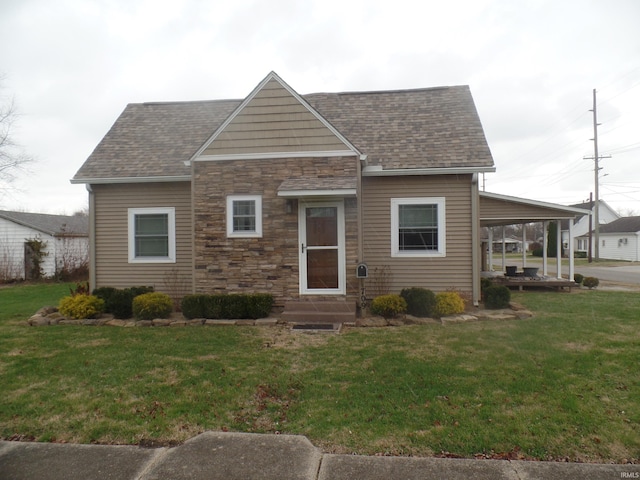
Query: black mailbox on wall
356,263,368,278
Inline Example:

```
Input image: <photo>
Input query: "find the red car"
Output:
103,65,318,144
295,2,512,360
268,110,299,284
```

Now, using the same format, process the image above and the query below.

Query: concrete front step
282,301,356,324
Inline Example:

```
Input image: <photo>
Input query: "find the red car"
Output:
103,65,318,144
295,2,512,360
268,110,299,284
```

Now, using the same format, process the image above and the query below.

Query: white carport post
542,220,548,277
568,219,575,281
501,226,507,272
556,219,562,279
521,223,527,268
488,227,494,271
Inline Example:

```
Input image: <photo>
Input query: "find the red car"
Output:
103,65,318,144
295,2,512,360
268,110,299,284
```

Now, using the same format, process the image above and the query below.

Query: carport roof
480,192,590,227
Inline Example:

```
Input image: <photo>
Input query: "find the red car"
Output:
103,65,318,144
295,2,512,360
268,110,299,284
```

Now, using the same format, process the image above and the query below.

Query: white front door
299,200,346,294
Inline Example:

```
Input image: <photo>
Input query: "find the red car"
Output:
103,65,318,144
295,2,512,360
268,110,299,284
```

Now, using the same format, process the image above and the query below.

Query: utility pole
592,89,600,262
585,89,611,262
589,192,593,263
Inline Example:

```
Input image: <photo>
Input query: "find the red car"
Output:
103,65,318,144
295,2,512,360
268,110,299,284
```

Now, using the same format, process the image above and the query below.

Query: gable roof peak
189,71,361,162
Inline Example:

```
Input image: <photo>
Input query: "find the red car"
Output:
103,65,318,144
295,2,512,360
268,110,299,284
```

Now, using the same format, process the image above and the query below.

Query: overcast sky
1,0,638,216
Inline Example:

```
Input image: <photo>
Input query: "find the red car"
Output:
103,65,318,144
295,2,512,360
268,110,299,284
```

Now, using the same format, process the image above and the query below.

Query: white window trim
391,197,446,258
226,195,263,238
128,207,176,263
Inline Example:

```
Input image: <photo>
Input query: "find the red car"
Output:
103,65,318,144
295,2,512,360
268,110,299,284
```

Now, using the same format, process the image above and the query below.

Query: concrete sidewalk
0,431,638,480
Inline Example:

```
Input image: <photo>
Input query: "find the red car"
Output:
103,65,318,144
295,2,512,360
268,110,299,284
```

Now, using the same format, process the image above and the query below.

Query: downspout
357,155,365,263
357,155,366,311
86,184,96,291
190,161,196,295
471,173,480,306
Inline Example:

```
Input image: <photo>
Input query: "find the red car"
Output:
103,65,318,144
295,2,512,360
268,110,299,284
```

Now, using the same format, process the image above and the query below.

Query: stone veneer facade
192,156,359,306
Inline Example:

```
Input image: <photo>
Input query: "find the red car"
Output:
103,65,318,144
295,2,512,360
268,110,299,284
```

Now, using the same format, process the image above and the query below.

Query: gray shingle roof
598,216,640,234
0,211,88,236
73,83,493,182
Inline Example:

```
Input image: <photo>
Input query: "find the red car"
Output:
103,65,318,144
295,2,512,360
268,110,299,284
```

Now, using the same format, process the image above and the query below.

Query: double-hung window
128,207,176,263
391,197,445,257
227,195,262,238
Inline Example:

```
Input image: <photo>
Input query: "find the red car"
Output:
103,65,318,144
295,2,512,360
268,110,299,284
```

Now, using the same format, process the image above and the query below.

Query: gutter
70,175,191,185
362,165,496,177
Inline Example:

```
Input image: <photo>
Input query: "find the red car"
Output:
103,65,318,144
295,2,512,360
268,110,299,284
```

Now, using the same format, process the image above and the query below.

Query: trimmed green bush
93,286,155,319
434,292,465,317
573,273,584,285
483,285,511,309
583,276,599,289
181,294,209,319
480,277,493,296
400,287,436,317
181,293,274,320
132,292,173,320
370,294,407,319
245,293,275,319
58,295,105,319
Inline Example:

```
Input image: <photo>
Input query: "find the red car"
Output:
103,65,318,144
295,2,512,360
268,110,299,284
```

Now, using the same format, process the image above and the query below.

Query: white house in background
0,210,88,280
594,216,640,262
561,199,619,254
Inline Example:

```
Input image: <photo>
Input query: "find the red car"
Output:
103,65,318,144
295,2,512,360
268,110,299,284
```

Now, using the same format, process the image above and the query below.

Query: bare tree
0,79,33,199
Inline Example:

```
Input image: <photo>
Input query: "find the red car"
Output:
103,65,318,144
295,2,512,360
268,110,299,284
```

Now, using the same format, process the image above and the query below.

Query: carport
480,192,591,281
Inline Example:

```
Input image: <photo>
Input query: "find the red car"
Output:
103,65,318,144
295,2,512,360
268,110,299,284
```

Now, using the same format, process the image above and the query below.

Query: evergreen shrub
400,287,436,317
58,295,105,319
370,294,407,319
181,293,274,320
583,277,599,289
93,286,154,319
434,292,465,317
132,292,173,320
483,285,511,309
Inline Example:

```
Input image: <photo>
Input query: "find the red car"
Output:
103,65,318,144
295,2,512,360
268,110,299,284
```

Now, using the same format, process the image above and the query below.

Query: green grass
0,283,639,462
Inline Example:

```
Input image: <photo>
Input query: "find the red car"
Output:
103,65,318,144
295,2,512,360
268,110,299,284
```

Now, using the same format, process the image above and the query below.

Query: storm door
299,201,345,294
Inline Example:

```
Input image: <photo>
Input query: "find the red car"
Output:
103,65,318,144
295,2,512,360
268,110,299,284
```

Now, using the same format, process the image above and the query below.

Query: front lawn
0,283,638,462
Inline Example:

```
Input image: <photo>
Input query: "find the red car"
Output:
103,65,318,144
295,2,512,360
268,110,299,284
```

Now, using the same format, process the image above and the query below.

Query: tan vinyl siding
203,78,348,156
480,196,576,225
92,182,193,293
362,175,474,295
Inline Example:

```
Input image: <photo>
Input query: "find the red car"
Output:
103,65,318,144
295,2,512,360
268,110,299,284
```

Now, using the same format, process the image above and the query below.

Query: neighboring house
561,199,619,253
0,210,89,280
72,71,585,312
594,216,640,262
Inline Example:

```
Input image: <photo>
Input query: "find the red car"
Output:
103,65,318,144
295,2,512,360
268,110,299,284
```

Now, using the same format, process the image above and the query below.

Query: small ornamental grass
370,294,407,319
132,292,173,320
58,295,104,319
434,291,465,317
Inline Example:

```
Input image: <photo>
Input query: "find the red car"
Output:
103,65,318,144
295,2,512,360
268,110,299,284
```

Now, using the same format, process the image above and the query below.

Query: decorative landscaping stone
255,318,279,326
136,320,153,327
29,315,49,326
105,319,127,327
235,320,256,326
204,319,236,326
152,319,172,327
440,314,478,324
58,319,82,325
